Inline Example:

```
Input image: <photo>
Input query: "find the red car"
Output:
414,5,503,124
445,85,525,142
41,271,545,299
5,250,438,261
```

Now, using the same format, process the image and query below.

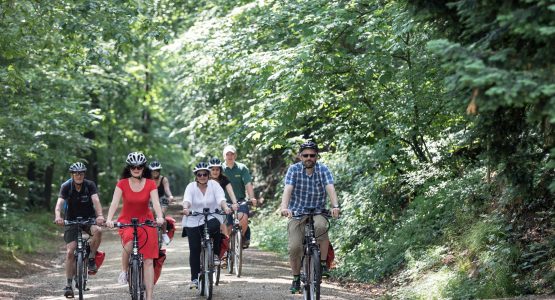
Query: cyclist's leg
88,225,102,257
65,241,77,279
287,217,306,275
237,203,250,238
143,258,154,300
313,215,329,260
207,218,222,259
185,226,202,282
121,241,132,272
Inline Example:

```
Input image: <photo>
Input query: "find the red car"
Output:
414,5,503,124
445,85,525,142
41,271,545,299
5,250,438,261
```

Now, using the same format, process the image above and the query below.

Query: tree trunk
42,163,54,210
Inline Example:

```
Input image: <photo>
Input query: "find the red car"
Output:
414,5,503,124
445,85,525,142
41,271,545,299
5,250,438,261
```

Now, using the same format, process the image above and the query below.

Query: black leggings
185,218,222,281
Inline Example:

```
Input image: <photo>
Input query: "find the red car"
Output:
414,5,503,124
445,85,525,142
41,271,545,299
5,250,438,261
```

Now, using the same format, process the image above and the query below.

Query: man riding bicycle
280,141,341,293
54,162,105,298
222,145,257,248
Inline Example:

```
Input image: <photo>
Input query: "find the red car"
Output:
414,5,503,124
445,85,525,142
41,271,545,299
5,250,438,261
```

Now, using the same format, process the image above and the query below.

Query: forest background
1,0,555,298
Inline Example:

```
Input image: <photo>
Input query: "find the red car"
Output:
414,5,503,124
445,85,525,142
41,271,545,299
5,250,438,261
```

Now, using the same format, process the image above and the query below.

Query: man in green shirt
222,145,257,248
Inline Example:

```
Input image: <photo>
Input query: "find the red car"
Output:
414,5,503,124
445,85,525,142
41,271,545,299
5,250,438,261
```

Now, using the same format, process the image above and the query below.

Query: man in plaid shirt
280,140,341,294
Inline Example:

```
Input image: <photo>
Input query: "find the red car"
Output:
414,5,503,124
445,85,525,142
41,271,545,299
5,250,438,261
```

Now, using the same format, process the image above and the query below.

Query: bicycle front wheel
130,259,141,300
76,252,85,300
309,249,321,300
227,232,235,274
204,243,213,299
234,230,242,277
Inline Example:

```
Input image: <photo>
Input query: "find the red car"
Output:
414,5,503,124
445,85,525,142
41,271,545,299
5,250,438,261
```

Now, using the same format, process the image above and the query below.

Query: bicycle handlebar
188,209,228,216
115,220,158,228
64,218,97,226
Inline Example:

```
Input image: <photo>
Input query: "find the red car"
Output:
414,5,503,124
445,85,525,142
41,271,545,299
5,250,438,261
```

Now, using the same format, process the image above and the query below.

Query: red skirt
118,226,159,259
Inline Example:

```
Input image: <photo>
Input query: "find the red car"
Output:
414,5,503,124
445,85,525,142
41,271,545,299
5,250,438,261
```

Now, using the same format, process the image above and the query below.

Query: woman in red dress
106,152,164,300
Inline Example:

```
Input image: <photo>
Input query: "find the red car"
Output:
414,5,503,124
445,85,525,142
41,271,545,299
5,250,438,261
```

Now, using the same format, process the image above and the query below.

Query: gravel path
0,205,372,300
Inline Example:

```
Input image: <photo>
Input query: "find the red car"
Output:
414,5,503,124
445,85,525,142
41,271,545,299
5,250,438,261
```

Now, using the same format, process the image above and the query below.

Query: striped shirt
284,162,335,215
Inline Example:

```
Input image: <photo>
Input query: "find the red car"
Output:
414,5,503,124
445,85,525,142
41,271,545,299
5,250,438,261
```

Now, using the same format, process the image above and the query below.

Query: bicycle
225,199,258,277
116,218,157,300
294,208,330,300
64,217,96,300
189,208,226,300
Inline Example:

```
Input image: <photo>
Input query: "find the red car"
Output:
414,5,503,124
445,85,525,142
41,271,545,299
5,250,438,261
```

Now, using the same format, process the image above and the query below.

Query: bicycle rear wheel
309,250,321,300
234,230,242,277
76,252,85,300
227,231,235,274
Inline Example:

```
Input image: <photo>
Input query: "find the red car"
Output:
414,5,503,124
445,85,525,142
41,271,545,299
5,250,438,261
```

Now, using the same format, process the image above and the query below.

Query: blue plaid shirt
284,161,335,215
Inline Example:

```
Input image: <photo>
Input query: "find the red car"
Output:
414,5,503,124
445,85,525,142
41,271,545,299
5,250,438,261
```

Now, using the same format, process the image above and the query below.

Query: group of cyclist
54,140,340,298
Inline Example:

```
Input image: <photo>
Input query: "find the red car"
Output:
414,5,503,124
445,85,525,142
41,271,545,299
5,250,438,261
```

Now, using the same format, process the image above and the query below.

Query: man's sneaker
213,257,221,266
189,279,199,289
117,271,128,285
88,258,97,273
242,239,250,249
289,278,301,294
63,285,74,298
321,264,330,278
162,233,171,245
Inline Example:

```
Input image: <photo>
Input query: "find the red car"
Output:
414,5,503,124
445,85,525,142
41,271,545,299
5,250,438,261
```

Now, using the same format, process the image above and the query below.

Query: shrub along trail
0,203,374,299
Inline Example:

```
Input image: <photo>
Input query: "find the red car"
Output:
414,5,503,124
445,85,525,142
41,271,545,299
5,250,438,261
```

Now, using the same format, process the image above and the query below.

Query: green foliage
251,213,289,258
0,208,58,253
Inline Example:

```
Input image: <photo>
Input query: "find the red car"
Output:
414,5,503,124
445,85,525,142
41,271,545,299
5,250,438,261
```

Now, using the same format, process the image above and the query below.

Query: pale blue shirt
284,162,335,215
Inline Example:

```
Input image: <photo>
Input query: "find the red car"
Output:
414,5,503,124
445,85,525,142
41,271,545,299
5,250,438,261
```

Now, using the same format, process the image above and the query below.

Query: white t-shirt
182,179,226,228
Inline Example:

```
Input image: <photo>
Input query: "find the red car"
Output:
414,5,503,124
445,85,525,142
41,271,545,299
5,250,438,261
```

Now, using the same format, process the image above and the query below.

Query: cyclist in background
54,162,104,298
280,141,341,293
221,145,257,248
149,160,175,245
182,162,232,289
105,152,164,300
208,157,239,236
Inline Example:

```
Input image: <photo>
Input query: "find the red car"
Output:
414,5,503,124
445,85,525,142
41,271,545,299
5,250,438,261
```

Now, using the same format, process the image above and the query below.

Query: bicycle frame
296,208,329,300
227,207,243,276
65,217,95,300
116,218,156,300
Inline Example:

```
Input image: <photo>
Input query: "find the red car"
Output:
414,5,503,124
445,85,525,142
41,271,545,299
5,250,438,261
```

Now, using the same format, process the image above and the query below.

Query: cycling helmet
193,162,210,174
299,141,319,153
126,152,147,166
149,161,162,170
208,157,222,169
69,162,87,172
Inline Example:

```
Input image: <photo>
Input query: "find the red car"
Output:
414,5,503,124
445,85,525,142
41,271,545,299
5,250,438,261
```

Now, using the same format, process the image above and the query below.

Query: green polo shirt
222,161,252,203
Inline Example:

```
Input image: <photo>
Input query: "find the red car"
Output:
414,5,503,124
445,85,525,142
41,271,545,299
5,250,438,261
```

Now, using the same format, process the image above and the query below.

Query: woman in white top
182,162,231,289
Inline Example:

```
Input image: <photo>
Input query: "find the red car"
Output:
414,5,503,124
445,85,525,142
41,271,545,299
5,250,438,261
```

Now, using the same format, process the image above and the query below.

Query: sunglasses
196,172,209,178
301,154,317,158
72,172,85,176
130,165,144,170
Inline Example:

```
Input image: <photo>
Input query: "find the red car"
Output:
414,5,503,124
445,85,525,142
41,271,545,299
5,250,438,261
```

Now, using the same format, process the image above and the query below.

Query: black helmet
149,161,162,170
126,152,147,166
208,157,222,169
193,162,210,174
69,162,87,172
299,141,319,153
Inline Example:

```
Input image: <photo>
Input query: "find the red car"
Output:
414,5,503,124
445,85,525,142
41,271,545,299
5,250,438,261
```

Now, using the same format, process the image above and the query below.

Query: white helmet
69,162,87,172
193,162,210,174
149,161,162,170
126,152,147,166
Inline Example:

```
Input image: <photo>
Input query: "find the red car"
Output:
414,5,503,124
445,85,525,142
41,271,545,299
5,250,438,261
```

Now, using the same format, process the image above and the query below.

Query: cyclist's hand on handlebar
250,198,257,207
96,215,105,226
281,208,292,218
106,220,115,228
223,207,232,214
54,217,64,225
156,217,164,226
331,207,341,219
231,203,239,211
169,196,175,204
182,208,190,216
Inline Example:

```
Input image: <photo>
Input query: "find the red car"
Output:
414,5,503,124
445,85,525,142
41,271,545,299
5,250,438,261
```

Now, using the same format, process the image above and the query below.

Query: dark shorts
226,202,250,225
149,196,169,209
64,224,93,244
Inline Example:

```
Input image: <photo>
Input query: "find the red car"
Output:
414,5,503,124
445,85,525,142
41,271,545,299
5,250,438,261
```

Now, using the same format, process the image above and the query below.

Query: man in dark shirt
54,162,104,298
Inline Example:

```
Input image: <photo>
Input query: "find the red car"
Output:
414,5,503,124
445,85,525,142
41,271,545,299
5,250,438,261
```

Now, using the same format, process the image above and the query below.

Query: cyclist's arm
91,193,105,224
54,197,65,224
325,184,340,218
225,183,239,210
150,189,164,225
280,184,294,218
182,185,193,215
162,177,174,202
245,182,256,204
106,186,123,227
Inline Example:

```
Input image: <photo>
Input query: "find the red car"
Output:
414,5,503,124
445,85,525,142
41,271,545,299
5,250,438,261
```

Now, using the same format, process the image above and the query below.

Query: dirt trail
0,203,373,300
